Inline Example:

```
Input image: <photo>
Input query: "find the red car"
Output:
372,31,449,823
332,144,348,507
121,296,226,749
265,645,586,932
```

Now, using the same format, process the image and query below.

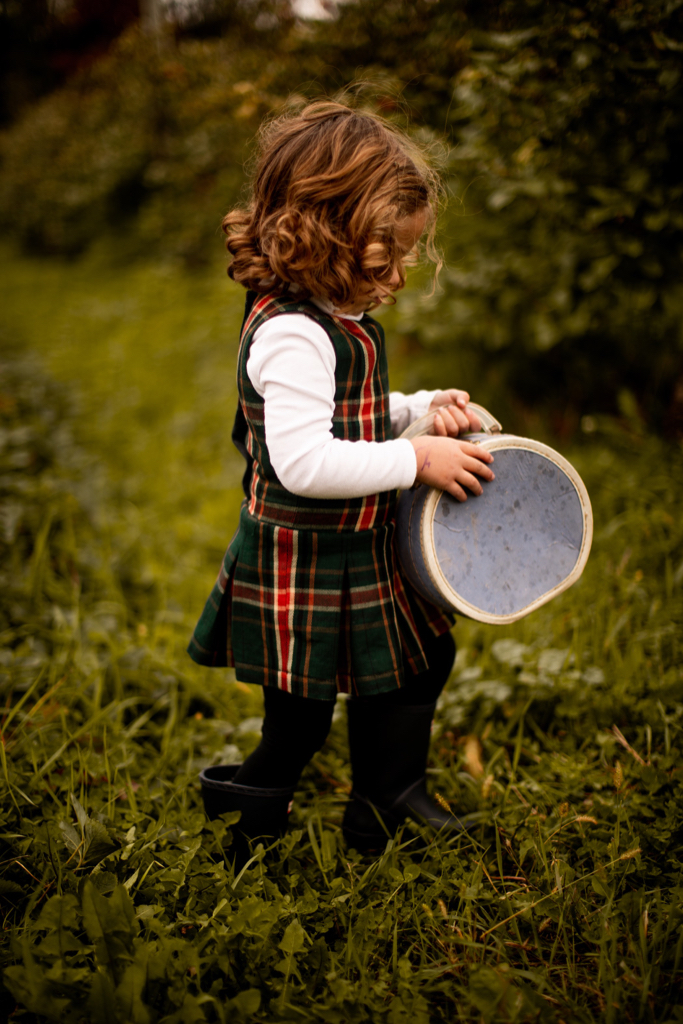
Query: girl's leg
347,630,454,799
344,631,466,848
233,687,336,788
200,688,335,866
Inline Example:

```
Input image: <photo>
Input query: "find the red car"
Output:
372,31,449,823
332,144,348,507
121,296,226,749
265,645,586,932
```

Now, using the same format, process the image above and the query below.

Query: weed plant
0,248,682,1022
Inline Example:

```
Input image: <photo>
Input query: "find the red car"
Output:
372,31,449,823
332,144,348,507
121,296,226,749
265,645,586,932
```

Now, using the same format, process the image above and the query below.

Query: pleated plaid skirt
187,503,453,701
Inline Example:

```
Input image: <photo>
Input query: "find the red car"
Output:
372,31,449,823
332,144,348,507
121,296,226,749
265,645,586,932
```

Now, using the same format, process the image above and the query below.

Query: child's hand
428,389,481,436
409,436,495,501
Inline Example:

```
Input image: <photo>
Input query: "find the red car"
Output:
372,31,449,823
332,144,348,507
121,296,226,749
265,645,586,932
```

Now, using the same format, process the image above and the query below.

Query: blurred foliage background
1,0,682,433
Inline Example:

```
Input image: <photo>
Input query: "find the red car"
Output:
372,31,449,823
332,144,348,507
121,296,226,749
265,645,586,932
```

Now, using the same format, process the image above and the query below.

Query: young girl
189,101,495,855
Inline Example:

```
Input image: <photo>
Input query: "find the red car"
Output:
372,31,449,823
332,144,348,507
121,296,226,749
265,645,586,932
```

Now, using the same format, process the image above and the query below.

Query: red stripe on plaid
247,429,257,516
287,530,298,684
301,532,318,697
345,319,377,442
250,467,271,519
360,494,379,532
374,522,402,682
273,526,298,692
392,565,427,673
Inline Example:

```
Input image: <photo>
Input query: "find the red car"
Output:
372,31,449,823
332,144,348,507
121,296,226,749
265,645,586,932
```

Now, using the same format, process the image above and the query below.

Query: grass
1,242,682,1023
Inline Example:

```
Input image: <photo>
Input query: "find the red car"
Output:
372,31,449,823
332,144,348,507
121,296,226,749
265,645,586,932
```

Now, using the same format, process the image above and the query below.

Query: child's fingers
462,456,495,480
435,402,472,435
444,480,468,502
458,441,494,463
451,471,482,497
445,404,472,434
444,388,470,408
433,411,448,436
465,407,482,432
433,408,460,436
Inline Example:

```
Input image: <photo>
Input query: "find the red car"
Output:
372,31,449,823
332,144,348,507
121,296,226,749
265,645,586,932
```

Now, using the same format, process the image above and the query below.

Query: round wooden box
396,405,593,624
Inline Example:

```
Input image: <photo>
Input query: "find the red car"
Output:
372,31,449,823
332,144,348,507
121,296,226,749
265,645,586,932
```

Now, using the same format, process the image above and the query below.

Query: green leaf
229,988,261,1016
320,829,336,871
58,819,81,855
91,870,119,894
3,938,70,1021
468,966,507,1015
279,918,306,955
34,892,88,958
87,969,120,1024
295,884,319,914
123,866,140,892
591,875,611,899
160,992,206,1023
60,797,114,865
304,939,329,991
85,818,116,864
518,838,536,867
71,792,89,829
403,864,421,883
36,893,80,932
116,955,152,1024
81,880,137,977
0,879,27,897
217,810,242,827
163,835,203,895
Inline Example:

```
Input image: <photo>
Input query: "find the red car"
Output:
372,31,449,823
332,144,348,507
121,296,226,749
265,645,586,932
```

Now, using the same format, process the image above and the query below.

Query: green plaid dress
188,292,453,700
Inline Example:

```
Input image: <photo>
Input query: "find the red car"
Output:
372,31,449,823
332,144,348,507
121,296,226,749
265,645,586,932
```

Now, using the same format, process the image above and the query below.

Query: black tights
232,631,455,789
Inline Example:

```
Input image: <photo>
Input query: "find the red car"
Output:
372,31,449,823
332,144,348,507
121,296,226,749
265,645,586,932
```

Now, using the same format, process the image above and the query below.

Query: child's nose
389,266,402,291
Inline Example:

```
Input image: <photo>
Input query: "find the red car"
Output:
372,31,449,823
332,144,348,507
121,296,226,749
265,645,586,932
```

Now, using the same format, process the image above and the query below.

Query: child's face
341,208,427,314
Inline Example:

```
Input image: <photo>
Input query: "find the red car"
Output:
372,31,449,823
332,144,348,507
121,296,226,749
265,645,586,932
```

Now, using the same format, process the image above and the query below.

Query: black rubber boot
199,764,295,867
342,700,470,851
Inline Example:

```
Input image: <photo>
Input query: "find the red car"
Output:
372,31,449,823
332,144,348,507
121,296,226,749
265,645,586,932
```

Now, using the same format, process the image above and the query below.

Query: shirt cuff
394,438,418,489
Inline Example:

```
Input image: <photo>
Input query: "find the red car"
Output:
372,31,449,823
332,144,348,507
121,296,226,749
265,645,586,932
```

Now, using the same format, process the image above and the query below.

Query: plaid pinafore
188,292,453,700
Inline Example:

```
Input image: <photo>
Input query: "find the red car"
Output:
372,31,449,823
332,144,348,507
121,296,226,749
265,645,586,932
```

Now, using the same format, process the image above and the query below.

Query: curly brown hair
222,101,442,309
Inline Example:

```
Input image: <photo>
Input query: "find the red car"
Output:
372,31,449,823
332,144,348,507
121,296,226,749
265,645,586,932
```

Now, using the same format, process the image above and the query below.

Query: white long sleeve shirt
246,306,436,500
